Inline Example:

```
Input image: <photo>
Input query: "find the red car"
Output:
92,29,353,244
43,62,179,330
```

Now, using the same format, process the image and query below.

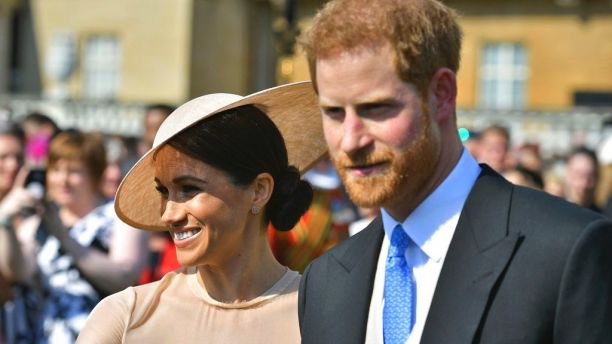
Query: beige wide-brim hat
115,81,326,231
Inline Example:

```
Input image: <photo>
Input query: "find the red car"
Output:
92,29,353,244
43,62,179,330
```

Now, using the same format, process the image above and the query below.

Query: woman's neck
197,229,286,304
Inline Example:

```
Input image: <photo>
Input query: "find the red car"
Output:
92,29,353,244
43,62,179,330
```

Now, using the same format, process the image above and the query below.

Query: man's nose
340,109,372,154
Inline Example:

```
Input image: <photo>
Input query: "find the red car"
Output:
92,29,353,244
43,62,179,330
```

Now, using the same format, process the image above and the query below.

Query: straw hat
115,81,327,231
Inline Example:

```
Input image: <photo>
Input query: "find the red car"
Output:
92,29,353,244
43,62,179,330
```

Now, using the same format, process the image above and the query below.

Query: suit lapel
324,217,384,343
422,166,524,343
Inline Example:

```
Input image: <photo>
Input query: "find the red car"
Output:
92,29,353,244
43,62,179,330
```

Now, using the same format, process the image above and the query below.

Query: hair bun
268,166,313,231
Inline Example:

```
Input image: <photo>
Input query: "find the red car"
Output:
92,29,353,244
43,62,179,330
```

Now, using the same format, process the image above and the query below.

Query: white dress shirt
365,148,481,344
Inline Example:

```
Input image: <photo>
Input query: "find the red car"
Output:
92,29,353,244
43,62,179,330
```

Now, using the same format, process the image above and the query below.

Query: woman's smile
171,227,203,247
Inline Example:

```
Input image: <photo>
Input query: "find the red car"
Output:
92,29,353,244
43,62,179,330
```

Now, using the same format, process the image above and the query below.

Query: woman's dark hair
167,104,313,231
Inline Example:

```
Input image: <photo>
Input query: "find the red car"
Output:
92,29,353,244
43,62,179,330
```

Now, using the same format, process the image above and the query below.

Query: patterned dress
31,202,114,343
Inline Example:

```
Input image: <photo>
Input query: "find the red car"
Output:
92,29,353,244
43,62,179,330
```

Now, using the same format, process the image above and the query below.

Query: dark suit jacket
299,166,612,343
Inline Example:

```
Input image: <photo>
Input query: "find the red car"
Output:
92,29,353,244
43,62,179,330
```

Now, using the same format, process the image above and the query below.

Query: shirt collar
381,148,481,262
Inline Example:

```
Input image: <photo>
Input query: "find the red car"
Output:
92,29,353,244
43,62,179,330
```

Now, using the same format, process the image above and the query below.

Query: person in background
0,120,42,343
503,143,544,190
100,135,132,201
20,112,59,169
596,135,612,218
516,143,543,176
478,124,511,173
348,206,379,237
137,104,175,157
18,112,61,201
0,121,25,213
296,0,612,342
0,130,148,342
0,121,26,333
542,158,566,198
462,130,480,161
564,146,601,212
78,82,325,343
502,165,543,190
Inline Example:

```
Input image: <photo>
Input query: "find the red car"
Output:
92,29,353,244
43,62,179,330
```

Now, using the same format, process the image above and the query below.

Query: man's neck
385,141,463,222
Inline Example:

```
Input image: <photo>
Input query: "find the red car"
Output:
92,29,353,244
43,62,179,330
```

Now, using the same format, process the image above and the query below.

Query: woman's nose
160,200,187,227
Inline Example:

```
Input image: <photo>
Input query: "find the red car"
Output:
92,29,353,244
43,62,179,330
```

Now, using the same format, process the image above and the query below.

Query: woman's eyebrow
171,175,207,184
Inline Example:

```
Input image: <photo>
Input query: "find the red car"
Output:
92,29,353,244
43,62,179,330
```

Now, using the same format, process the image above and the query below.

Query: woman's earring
251,206,261,215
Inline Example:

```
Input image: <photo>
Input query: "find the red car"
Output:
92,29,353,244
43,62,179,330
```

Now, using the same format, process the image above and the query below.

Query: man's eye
362,103,390,114
322,107,344,119
359,103,399,119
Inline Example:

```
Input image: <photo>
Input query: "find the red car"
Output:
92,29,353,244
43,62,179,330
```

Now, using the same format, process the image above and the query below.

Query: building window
479,42,528,109
83,36,121,99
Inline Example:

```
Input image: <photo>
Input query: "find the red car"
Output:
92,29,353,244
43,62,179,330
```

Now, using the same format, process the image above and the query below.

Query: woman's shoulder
77,286,135,343
80,269,189,340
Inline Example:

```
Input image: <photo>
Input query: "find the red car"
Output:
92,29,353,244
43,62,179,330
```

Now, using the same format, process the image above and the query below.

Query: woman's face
0,135,24,196
47,158,98,207
153,144,255,268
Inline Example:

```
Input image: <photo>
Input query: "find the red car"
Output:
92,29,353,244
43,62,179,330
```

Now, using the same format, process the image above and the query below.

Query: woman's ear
251,172,274,212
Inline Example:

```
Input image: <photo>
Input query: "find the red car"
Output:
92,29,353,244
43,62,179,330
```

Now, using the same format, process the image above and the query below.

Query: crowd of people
467,124,612,216
0,0,610,342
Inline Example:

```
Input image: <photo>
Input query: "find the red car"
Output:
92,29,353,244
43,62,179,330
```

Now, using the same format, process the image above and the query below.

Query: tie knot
389,225,409,257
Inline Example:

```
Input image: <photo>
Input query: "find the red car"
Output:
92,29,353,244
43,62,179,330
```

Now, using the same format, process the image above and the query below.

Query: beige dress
77,267,301,344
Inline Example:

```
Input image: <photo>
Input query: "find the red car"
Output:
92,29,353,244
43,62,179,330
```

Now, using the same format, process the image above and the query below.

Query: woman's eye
155,185,169,197
180,185,200,195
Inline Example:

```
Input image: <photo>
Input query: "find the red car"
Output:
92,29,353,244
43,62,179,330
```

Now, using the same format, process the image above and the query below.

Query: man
564,146,601,212
297,1,612,343
137,104,175,156
136,103,178,284
478,125,511,173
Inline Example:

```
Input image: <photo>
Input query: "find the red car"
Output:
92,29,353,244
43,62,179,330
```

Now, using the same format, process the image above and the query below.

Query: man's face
316,43,441,212
139,109,170,156
565,153,597,206
479,132,508,173
144,110,169,147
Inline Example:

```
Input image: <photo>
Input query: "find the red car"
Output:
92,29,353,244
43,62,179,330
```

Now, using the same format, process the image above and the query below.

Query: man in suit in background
297,0,612,343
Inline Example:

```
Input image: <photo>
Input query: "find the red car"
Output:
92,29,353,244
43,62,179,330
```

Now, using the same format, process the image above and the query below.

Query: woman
78,81,326,343
0,120,27,282
0,130,148,342
0,120,40,343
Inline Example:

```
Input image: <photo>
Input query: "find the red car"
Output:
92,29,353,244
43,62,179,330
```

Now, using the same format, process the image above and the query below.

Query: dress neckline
187,267,299,309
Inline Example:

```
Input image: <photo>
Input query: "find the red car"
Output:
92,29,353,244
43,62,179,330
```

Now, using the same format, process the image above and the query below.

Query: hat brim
115,81,327,231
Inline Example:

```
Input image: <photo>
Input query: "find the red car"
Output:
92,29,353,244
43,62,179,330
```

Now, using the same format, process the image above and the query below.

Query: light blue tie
383,225,416,344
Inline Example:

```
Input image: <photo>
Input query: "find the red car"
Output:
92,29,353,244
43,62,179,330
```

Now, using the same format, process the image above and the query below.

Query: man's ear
428,68,457,123
251,172,274,211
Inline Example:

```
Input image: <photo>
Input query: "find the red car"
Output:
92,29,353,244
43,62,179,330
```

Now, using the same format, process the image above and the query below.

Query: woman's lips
171,227,203,248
